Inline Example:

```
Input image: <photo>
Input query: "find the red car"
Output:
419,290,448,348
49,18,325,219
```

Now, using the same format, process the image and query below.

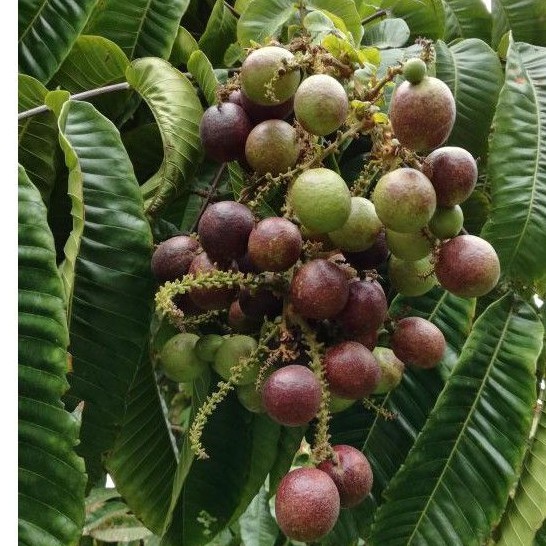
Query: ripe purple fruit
197,201,255,263
239,90,294,123
238,286,283,319
199,102,252,163
324,341,381,399
344,230,389,270
275,467,340,542
247,217,302,272
391,317,446,369
389,76,456,151
435,234,500,298
290,259,350,320
262,365,321,426
151,235,199,283
318,445,374,508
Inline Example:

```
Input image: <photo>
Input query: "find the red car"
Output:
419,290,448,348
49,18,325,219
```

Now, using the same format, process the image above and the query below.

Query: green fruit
388,255,437,296
236,383,265,413
289,168,351,233
386,229,435,261
195,334,225,362
240,46,301,106
372,347,405,394
294,74,349,136
402,58,427,84
213,335,259,385
328,197,383,252
159,333,208,382
372,168,436,233
428,205,464,239
329,394,356,413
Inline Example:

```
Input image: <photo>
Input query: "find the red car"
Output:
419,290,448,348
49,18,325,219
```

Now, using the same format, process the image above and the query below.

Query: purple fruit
151,235,200,283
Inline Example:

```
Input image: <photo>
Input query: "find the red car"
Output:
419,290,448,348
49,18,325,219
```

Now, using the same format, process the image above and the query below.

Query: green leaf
460,189,490,235
122,123,163,184
536,519,546,546
85,0,191,60
56,100,154,486
480,40,546,284
237,0,363,47
169,26,200,66
18,164,86,546
496,403,546,546
126,58,204,216
18,0,98,83
188,50,220,106
435,38,503,158
239,487,279,546
89,514,153,542
442,0,492,43
380,0,446,41
198,0,238,66
492,0,546,49
18,74,58,203
267,426,306,495
361,18,410,48
369,293,544,546
52,35,130,120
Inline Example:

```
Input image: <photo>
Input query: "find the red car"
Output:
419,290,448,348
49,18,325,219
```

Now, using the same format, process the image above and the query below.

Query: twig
190,163,227,233
223,1,239,18
361,9,388,26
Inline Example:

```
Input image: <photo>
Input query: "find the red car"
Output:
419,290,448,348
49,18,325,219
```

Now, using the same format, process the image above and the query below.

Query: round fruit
197,201,255,263
151,235,200,283
262,365,321,426
238,287,283,319
389,76,456,151
318,445,373,508
328,197,383,252
240,46,301,106
213,335,259,385
403,58,427,84
239,90,294,123
324,341,381,399
429,205,464,239
247,217,303,272
336,279,388,335
159,333,208,382
245,119,299,175
391,317,446,369
329,395,356,413
236,383,264,413
386,229,435,261
188,252,238,310
388,255,437,297
289,168,351,233
199,102,252,162
275,467,340,542
435,234,500,297
195,334,224,362
294,74,349,136
373,168,437,233
290,259,349,320
228,300,260,333
372,347,405,394
423,146,478,207
351,328,379,351
344,230,389,270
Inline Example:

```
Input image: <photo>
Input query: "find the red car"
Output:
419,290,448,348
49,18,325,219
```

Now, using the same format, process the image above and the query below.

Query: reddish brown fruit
290,259,349,320
199,102,252,162
423,146,478,206
197,201,255,264
336,279,388,335
228,300,260,333
238,287,282,319
240,90,294,123
151,235,200,283
275,468,340,542
188,252,238,310
435,234,500,298
350,328,379,351
248,217,302,272
318,445,373,507
391,317,446,369
324,341,381,399
262,365,321,426
344,230,389,270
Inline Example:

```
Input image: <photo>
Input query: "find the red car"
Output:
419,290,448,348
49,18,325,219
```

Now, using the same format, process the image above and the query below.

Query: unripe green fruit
194,334,225,362
428,205,464,239
329,395,356,413
373,168,436,233
213,335,258,385
388,255,437,296
240,46,300,106
328,197,383,252
160,333,208,382
236,383,265,413
289,168,351,233
294,74,349,136
372,347,405,394
403,58,427,84
386,229,435,261
245,119,299,176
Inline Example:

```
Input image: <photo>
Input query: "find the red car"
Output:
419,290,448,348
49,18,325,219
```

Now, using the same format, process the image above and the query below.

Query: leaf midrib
405,302,514,545
128,0,154,60
19,0,49,43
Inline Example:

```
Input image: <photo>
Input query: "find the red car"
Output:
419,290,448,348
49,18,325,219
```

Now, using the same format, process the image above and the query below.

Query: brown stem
361,9,388,26
190,163,227,233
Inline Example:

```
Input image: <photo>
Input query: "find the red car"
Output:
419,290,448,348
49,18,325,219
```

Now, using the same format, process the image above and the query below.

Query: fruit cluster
152,42,501,542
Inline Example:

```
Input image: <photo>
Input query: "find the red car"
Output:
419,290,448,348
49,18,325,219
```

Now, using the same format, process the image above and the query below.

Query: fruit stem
189,162,227,232
363,65,404,102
